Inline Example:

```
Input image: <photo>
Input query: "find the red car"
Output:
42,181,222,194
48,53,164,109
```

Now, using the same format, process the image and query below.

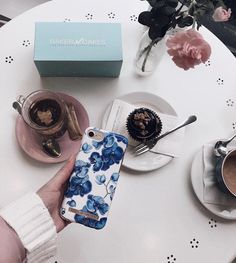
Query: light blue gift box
34,22,123,77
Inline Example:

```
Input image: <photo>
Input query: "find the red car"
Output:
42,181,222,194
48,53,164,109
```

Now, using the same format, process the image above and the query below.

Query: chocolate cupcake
126,108,162,142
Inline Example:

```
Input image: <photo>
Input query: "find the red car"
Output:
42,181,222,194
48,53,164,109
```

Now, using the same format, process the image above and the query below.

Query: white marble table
0,0,236,262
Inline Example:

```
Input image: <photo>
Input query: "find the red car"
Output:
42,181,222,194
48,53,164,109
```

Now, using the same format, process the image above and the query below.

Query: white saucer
102,92,177,172
191,147,236,220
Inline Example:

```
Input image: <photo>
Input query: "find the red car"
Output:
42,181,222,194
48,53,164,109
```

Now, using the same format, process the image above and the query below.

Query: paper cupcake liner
126,108,162,142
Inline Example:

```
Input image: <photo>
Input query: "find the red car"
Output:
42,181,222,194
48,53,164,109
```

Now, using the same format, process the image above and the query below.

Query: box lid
34,22,122,61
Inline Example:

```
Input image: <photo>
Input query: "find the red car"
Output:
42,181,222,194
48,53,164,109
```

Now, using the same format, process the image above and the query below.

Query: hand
37,155,76,233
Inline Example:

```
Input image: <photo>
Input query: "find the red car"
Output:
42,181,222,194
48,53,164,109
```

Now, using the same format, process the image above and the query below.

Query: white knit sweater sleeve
0,192,57,263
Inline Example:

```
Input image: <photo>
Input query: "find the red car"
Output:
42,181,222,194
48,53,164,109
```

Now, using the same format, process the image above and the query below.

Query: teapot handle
12,95,25,115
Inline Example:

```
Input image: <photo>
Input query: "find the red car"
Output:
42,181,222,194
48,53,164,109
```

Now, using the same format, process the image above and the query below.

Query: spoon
42,138,61,158
214,133,236,157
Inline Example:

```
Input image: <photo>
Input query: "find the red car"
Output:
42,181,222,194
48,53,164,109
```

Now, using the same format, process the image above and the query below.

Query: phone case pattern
61,128,128,230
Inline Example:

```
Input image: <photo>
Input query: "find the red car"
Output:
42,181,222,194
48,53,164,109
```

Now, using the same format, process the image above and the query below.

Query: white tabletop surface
0,0,236,262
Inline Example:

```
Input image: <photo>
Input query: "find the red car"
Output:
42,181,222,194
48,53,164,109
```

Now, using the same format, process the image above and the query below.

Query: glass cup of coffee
14,90,67,139
215,149,236,197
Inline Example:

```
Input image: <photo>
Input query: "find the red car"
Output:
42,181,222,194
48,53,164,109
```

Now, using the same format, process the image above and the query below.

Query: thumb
51,155,76,188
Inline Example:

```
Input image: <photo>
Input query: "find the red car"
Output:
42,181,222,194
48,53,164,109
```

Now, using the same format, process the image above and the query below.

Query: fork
134,115,197,156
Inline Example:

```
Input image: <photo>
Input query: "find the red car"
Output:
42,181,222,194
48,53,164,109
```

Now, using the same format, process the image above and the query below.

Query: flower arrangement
137,0,231,72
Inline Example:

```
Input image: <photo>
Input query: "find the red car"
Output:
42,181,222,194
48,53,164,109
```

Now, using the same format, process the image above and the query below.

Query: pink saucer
15,92,89,163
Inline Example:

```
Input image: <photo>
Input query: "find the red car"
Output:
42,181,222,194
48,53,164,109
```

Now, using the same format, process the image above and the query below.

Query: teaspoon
214,133,236,157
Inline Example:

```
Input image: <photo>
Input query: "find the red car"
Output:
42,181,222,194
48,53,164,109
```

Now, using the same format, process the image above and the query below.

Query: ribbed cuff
0,193,57,263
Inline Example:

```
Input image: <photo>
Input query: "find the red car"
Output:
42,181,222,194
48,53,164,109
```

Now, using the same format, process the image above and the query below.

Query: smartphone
60,127,128,230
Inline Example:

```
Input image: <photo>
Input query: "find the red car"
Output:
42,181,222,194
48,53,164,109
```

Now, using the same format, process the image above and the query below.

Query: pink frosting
212,6,232,22
166,29,211,70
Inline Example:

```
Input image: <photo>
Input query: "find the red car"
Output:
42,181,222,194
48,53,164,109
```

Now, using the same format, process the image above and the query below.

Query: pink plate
15,92,89,163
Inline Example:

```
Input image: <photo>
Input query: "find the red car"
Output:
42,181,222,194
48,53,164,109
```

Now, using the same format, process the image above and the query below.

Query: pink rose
166,29,211,70
212,6,231,22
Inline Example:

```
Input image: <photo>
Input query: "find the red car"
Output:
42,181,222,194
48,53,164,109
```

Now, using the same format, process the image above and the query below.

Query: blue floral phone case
60,127,128,230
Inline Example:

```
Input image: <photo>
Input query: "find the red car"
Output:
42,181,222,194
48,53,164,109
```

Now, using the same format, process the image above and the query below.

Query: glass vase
134,30,166,76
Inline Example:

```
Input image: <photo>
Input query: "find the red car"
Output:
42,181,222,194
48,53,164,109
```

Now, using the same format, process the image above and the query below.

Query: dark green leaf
146,0,158,7
182,15,194,26
195,0,215,14
177,17,186,28
196,0,208,4
154,0,165,8
161,6,176,15
151,11,171,26
138,11,153,26
148,25,167,39
188,5,195,16
196,20,202,30
167,0,178,8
